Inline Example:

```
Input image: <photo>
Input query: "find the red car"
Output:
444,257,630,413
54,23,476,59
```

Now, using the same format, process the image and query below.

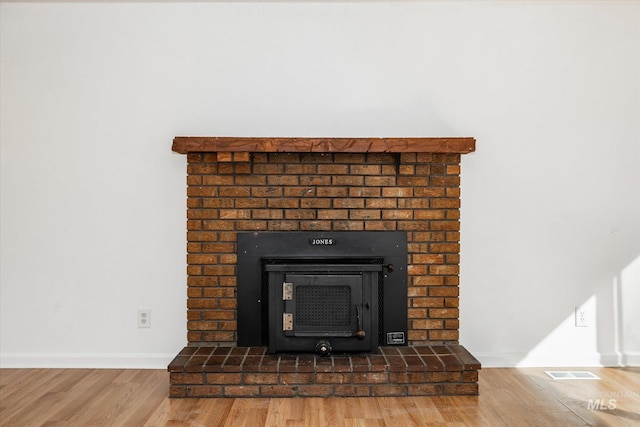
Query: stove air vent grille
295,286,352,327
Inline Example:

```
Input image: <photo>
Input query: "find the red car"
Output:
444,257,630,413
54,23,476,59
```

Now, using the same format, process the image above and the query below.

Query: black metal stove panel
237,231,408,352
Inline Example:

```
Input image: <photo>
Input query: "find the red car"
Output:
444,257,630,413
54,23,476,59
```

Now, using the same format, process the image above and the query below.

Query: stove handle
355,305,366,340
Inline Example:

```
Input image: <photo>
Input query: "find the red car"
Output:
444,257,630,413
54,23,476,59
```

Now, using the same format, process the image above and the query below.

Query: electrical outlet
138,309,151,328
575,307,588,327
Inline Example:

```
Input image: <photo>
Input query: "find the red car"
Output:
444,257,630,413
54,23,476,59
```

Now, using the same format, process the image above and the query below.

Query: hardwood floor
1,367,639,426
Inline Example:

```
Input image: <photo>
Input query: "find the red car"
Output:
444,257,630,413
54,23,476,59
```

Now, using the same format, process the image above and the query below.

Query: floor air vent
544,371,600,380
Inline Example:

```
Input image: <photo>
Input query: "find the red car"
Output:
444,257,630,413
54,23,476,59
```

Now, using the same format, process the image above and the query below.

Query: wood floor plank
302,398,331,427
180,399,228,427
144,397,221,426
379,397,429,426
1,367,638,426
222,397,270,427
110,370,168,426
44,369,123,425
455,401,510,427
264,397,306,427
0,369,20,386
0,369,63,409
0,369,92,425
316,397,348,427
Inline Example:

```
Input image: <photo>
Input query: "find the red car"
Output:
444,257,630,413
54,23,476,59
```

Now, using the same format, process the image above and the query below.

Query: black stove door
266,264,379,354
285,273,361,337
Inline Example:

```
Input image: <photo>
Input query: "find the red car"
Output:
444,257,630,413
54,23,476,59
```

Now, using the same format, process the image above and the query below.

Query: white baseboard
0,353,175,369
619,352,640,367
472,352,638,368
472,352,528,368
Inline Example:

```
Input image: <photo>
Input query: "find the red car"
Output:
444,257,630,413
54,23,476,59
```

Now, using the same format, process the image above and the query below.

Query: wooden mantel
172,137,475,154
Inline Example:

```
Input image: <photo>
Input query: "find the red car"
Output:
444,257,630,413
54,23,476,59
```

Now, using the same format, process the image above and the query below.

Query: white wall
1,1,638,368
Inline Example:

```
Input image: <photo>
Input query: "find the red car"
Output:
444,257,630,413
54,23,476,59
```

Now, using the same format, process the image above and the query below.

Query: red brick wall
184,151,462,346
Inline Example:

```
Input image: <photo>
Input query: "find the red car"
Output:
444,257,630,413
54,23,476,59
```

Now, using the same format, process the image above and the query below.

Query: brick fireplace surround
168,137,480,398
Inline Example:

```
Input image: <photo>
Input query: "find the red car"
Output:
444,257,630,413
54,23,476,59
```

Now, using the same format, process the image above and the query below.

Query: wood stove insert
237,231,407,354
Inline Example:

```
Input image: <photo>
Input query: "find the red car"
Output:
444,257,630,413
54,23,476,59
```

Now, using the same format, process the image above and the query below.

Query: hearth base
168,344,480,398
